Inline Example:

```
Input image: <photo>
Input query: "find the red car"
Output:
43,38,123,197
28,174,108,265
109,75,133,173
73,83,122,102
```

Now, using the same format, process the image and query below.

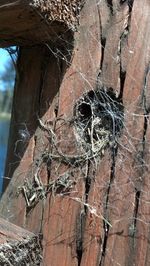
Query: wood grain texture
0,0,150,265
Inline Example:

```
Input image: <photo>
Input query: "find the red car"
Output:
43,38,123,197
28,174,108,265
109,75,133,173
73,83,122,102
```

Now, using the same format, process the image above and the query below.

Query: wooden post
0,0,150,265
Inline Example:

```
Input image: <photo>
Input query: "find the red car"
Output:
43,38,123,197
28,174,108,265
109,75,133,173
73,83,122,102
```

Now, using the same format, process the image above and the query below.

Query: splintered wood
0,218,42,265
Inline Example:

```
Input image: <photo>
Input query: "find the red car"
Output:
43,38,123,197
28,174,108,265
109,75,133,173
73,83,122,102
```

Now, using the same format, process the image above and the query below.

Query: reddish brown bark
0,0,150,265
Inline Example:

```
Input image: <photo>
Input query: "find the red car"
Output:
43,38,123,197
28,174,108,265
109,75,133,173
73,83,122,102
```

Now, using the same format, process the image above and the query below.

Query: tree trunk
0,0,150,265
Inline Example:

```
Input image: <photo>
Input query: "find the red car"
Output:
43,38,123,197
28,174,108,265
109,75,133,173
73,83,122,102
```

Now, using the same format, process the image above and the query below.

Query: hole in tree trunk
74,86,124,154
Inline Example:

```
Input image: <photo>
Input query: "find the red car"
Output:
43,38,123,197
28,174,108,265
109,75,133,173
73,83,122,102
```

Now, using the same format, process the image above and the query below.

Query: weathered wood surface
0,217,42,265
0,0,150,265
0,0,83,47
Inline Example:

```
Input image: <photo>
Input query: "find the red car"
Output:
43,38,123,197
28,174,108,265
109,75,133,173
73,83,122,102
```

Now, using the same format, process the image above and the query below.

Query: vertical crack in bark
84,160,92,213
119,23,129,97
127,0,134,29
100,37,106,72
127,0,134,12
119,0,135,99
76,160,91,265
99,146,118,266
120,0,134,12
131,189,140,242
96,1,106,75
119,66,126,100
32,134,37,163
119,27,127,100
76,209,85,266
142,64,150,114
129,64,150,246
106,0,113,15
129,120,146,245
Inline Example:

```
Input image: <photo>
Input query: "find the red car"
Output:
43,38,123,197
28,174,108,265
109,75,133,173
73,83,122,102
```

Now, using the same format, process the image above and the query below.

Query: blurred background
0,47,16,193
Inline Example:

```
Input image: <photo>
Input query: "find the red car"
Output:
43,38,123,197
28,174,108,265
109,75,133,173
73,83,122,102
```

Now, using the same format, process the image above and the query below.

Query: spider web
1,0,150,265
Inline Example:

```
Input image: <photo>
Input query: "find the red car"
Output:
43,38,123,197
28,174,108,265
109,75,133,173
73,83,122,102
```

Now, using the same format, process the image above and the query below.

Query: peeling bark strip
0,0,150,265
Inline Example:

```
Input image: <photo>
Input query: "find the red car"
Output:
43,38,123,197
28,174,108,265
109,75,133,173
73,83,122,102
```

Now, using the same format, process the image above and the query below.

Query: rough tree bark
0,0,150,265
